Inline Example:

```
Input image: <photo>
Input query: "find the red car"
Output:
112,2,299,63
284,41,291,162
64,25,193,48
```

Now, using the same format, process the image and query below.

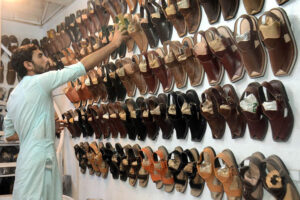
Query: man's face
31,49,50,74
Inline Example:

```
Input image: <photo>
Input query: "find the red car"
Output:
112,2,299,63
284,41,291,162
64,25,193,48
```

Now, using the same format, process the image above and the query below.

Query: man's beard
32,62,50,74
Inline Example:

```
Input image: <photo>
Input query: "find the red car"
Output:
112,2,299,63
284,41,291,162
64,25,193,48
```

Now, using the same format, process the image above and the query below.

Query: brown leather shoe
193,31,224,86
240,82,268,140
147,49,174,93
123,58,148,95
243,0,264,15
276,0,289,5
199,0,221,24
140,6,159,48
164,0,187,37
218,84,246,139
258,7,297,76
218,0,239,20
261,80,293,142
234,14,267,78
126,13,149,53
133,54,159,94
176,0,201,34
200,87,226,139
205,26,245,83
6,61,16,85
126,0,137,13
163,40,187,89
115,59,137,97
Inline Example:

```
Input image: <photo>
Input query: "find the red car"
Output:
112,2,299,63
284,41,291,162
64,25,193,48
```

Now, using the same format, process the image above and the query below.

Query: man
3,26,128,200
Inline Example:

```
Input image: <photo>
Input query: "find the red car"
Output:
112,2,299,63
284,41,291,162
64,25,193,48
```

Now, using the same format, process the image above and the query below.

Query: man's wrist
111,40,120,49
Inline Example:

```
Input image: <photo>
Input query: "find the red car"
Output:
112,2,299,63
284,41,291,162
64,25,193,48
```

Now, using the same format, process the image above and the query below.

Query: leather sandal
176,0,201,34
94,0,110,27
167,146,188,193
126,98,147,141
163,41,187,89
87,0,102,32
74,144,88,174
126,13,149,53
116,102,137,140
147,49,174,93
132,54,159,95
103,104,119,138
76,10,89,39
239,152,265,200
101,143,116,179
98,142,110,178
199,0,221,24
261,80,294,142
147,0,173,44
176,37,204,87
164,0,187,37
234,14,267,78
214,149,243,200
218,84,246,139
82,142,95,175
240,82,268,140
243,0,264,15
261,154,300,200
108,102,128,138
276,0,289,5
112,0,127,14
102,0,118,22
179,89,207,141
122,57,148,95
168,91,188,139
135,145,149,187
107,63,127,101
115,59,137,97
200,87,226,139
258,7,297,76
8,35,19,52
153,146,175,192
118,144,132,182
218,0,239,20
183,148,205,197
141,146,162,187
140,5,159,48
126,0,137,13
136,97,159,140
127,144,143,186
87,142,101,176
193,31,224,86
87,105,103,139
205,26,245,83
148,95,174,139
197,147,224,200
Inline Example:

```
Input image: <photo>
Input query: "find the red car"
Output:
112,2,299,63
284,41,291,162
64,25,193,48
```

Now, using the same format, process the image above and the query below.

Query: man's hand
55,119,67,135
111,25,129,48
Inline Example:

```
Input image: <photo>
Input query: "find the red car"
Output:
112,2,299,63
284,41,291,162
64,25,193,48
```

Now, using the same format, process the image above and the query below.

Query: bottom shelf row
74,142,300,200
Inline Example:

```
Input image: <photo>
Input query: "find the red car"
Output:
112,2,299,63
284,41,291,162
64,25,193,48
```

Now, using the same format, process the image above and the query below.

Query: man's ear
23,61,33,71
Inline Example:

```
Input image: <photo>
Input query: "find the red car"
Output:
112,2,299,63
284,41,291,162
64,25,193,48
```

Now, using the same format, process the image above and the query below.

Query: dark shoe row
74,142,300,199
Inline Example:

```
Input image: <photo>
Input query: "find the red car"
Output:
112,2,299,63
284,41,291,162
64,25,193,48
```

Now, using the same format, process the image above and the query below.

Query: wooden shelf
0,174,15,178
0,141,19,146
0,162,16,168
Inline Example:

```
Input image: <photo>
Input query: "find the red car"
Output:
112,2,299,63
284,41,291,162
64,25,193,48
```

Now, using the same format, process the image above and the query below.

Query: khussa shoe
240,82,268,140
126,98,147,141
205,27,245,83
167,91,189,139
183,148,205,197
178,90,207,141
163,41,187,89
218,0,239,20
147,49,174,93
218,84,246,139
243,0,264,15
153,146,175,192
167,146,188,193
173,37,204,87
200,87,226,139
261,80,294,142
164,0,187,37
234,14,267,78
146,0,173,44
239,152,265,200
176,0,201,34
258,8,297,76
261,155,300,200
132,54,159,95
193,31,224,86
214,149,243,200
197,147,224,200
148,94,174,139
199,0,221,24
136,96,159,140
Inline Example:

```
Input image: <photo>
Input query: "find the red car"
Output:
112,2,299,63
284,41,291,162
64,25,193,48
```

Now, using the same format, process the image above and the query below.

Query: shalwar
4,62,86,200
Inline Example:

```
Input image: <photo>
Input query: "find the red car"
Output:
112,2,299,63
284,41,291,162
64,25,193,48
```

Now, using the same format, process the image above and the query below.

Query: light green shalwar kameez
4,62,86,200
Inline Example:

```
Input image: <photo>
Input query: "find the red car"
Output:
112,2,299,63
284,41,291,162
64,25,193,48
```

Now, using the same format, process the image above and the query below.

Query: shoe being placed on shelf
243,0,264,15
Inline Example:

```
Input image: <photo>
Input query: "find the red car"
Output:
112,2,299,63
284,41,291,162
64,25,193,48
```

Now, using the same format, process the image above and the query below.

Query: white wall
3,0,300,199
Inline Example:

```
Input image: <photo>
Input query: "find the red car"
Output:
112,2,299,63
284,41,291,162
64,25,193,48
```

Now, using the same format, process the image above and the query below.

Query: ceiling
1,0,75,26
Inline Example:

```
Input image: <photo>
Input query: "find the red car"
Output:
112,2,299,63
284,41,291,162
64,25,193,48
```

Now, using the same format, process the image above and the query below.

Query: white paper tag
240,94,258,113
262,101,277,111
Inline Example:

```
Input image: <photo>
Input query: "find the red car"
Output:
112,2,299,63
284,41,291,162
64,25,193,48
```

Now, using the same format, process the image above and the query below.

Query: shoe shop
1,0,300,199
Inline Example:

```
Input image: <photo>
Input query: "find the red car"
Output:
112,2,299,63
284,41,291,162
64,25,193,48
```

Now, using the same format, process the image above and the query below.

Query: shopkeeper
3,26,128,200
